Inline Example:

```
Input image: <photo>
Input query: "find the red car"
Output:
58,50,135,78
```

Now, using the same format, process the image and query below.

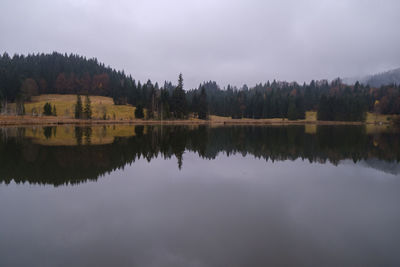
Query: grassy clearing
305,111,317,122
365,112,397,124
24,94,136,120
306,111,397,124
5,96,399,125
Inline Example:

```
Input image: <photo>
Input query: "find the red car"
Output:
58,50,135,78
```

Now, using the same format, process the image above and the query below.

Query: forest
1,52,400,121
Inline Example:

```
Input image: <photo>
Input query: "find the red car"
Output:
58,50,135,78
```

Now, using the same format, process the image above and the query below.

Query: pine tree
43,102,52,116
287,97,297,120
171,73,188,119
198,86,208,120
75,94,83,119
83,95,92,119
191,92,199,115
135,104,144,119
52,105,57,116
296,95,306,119
317,95,330,121
160,89,170,119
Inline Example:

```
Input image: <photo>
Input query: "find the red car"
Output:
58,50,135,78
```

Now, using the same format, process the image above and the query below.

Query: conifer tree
75,94,83,119
198,86,208,120
287,97,297,120
171,73,188,119
43,102,52,116
135,104,144,119
84,95,92,119
52,105,57,116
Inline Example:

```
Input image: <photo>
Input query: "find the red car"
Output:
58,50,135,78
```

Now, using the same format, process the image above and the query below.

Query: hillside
23,94,136,120
344,67,400,87
364,68,400,87
0,52,137,103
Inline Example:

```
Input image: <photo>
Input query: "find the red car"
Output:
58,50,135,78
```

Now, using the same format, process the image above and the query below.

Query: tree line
1,52,400,121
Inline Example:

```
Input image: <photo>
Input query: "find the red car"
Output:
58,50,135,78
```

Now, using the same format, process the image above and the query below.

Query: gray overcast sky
1,0,399,88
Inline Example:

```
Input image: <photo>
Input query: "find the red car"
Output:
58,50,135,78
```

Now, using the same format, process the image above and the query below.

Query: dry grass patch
366,112,396,124
24,94,135,120
305,111,317,122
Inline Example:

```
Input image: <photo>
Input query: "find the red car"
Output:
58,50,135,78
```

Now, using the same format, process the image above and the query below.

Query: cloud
1,0,399,88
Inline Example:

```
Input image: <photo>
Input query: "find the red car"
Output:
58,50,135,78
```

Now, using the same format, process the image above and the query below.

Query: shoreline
0,115,389,127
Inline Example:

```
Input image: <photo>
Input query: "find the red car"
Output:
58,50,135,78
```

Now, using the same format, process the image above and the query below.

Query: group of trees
317,95,366,121
43,102,56,116
316,81,369,121
1,52,400,121
187,79,368,121
74,95,92,119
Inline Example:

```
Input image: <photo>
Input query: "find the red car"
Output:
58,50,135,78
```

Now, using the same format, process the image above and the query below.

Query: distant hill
344,68,400,87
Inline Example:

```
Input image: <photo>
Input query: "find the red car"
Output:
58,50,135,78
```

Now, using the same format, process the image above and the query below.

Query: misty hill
344,68,400,87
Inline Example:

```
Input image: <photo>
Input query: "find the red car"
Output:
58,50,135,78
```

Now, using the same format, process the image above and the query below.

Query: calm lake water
1,125,400,266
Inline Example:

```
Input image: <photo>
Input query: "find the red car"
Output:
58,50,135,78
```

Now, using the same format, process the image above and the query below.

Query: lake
1,124,400,266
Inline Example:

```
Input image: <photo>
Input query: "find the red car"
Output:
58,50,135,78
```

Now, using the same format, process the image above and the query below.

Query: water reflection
0,125,399,186
1,125,400,266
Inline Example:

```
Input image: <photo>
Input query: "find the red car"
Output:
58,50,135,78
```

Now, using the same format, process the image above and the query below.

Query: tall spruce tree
198,86,208,120
43,102,52,116
52,105,57,116
135,104,144,119
75,94,83,119
171,73,188,119
287,97,297,120
83,95,92,119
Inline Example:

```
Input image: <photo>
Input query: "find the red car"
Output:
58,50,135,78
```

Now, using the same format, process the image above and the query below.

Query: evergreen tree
191,92,199,115
171,73,188,119
52,105,57,116
43,102,52,116
75,95,83,119
287,97,297,120
135,104,144,119
198,86,208,120
83,95,92,119
317,95,331,121
295,95,306,119
160,89,170,119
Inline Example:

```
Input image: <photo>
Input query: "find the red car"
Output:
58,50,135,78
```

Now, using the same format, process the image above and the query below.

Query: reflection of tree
75,127,83,145
75,126,92,145
43,126,53,139
0,125,399,186
135,125,144,137
84,127,92,145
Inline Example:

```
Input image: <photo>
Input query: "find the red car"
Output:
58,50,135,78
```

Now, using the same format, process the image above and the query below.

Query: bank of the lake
0,114,387,126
